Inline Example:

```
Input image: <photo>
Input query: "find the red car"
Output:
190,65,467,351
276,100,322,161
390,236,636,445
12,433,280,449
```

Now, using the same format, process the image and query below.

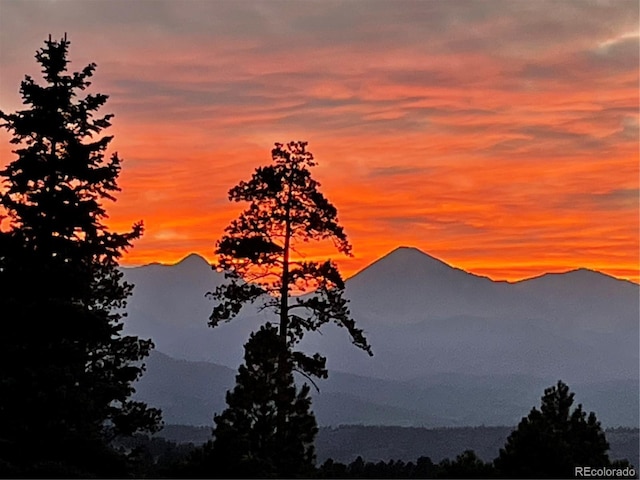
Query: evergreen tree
0,35,161,476
494,380,612,478
210,324,317,478
436,450,495,479
208,141,371,475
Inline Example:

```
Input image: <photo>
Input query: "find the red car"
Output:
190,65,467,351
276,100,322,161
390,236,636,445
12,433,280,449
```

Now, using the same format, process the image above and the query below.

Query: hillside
134,351,639,428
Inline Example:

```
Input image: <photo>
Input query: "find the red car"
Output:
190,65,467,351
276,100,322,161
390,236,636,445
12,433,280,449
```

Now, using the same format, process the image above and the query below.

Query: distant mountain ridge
134,351,639,428
122,246,639,427
153,247,636,285
348,246,495,282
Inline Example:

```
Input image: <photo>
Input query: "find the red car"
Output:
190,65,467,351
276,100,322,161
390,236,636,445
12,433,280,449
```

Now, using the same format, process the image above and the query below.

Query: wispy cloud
0,0,637,281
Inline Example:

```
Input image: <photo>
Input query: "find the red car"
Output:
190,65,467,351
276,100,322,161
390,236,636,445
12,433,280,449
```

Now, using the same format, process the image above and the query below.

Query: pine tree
208,141,371,475
210,324,317,478
437,450,495,478
494,380,612,478
0,35,161,476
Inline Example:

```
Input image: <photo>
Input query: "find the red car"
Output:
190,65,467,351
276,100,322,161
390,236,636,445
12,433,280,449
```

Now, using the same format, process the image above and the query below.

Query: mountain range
122,247,639,427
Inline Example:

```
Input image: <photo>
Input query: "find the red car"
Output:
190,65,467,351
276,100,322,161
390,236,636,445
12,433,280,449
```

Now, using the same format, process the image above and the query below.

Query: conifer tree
210,324,317,478
0,35,161,476
495,380,612,478
208,141,371,475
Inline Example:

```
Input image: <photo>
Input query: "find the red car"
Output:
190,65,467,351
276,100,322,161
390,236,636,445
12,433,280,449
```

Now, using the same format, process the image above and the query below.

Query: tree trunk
276,171,293,438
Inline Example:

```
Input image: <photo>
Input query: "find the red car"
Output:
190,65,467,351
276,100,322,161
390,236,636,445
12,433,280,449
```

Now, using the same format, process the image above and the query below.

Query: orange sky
0,1,638,283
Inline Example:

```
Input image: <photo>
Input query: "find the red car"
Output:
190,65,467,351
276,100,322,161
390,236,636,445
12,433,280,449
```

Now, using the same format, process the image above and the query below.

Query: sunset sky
0,0,638,283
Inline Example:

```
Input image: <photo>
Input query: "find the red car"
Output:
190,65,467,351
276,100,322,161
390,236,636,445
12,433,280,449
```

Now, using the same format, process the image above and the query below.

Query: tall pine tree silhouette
0,35,161,476
208,141,371,476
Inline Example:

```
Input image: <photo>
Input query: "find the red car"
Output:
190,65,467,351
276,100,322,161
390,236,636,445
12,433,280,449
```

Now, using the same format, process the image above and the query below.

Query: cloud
561,188,640,211
0,0,637,282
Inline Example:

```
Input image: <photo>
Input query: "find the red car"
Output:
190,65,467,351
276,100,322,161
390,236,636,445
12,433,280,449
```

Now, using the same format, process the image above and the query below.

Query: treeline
315,425,640,467
112,437,496,478
112,428,638,479
114,382,637,478
149,425,639,467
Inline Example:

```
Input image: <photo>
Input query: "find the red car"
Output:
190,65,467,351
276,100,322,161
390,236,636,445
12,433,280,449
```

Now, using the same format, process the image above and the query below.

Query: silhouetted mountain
512,268,638,332
123,246,639,426
123,255,267,365
303,247,638,383
135,351,441,427
135,351,235,426
345,246,637,331
345,246,513,323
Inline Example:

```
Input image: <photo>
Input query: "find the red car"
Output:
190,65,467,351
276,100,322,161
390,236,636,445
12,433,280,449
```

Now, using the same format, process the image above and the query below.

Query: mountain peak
517,267,637,288
393,245,425,254
380,245,454,268
174,253,211,268
349,246,459,282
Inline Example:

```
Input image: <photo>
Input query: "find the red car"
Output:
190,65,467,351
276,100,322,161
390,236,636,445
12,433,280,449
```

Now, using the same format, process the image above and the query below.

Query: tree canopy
210,141,370,359
0,35,161,476
209,323,317,478
495,380,613,478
